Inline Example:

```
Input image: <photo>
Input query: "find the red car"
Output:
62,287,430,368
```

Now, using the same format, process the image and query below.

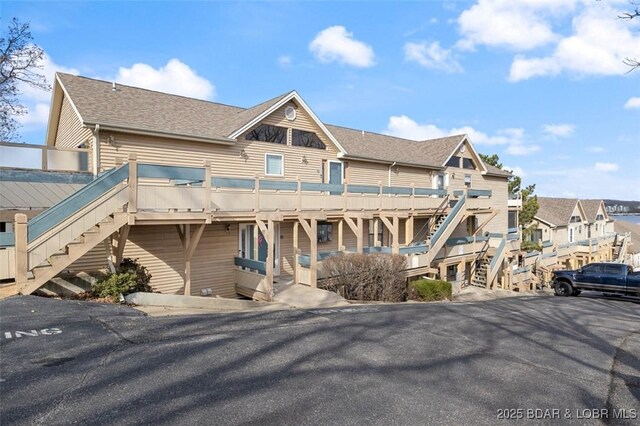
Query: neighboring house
531,197,619,270
581,199,614,238
532,197,588,245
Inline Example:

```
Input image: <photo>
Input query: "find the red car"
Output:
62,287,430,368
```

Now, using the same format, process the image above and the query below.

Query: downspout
92,124,100,176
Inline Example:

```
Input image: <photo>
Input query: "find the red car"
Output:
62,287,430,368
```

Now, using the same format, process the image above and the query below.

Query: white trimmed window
265,153,284,176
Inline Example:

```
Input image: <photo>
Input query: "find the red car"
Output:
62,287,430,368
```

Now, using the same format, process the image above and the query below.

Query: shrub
408,279,452,302
91,258,152,301
321,253,407,302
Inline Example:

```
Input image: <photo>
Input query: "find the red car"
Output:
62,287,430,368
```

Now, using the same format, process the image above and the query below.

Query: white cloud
533,164,639,199
594,162,619,172
542,123,575,137
277,55,292,67
457,0,575,51
383,115,539,155
109,59,215,100
508,2,640,81
505,165,526,177
624,97,640,109
507,143,541,156
586,146,605,153
404,41,462,73
16,103,50,127
13,52,79,128
384,115,447,140
309,26,375,68
17,51,79,103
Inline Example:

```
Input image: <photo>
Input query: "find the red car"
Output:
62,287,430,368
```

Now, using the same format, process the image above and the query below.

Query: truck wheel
554,281,573,297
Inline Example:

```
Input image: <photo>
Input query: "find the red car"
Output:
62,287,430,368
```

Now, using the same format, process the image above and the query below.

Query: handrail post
203,160,211,215
41,145,48,171
342,177,348,211
14,214,28,291
296,176,302,211
128,153,137,214
254,174,260,212
411,183,415,211
378,181,383,211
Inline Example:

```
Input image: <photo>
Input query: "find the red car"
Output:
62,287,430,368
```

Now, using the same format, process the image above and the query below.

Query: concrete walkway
452,285,552,303
273,283,350,308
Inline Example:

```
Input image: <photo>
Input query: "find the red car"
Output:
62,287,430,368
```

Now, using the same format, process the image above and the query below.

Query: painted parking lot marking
1,328,62,340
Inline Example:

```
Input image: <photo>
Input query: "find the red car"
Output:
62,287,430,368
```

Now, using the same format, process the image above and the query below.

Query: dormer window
570,215,582,223
245,124,287,144
446,156,461,168
292,129,326,149
462,158,475,170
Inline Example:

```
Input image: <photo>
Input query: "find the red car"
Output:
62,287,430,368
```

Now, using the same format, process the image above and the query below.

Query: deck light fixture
301,155,308,164
240,149,249,160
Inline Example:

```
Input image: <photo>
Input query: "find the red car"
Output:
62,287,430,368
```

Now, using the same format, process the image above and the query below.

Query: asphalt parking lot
1,294,638,425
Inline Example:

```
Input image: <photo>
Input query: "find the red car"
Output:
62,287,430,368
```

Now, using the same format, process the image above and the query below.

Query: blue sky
4,0,640,199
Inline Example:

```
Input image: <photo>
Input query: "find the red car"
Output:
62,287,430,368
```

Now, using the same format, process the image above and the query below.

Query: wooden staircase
19,212,128,295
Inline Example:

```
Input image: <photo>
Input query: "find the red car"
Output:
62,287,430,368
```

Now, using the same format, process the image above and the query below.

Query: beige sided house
531,197,622,270
3,73,524,299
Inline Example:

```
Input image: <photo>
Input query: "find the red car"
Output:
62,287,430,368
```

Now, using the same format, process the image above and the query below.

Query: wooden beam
293,221,299,284
184,224,190,295
255,218,269,244
115,225,130,265
310,218,318,288
379,215,399,254
264,219,275,299
338,220,344,251
176,225,185,248
186,224,206,260
14,214,27,289
343,216,364,253
405,216,414,245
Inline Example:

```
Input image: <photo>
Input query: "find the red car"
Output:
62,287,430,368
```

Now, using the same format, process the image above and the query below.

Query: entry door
239,224,280,275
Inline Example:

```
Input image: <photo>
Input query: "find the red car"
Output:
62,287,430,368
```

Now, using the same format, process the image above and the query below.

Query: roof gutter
82,122,236,145
337,153,443,171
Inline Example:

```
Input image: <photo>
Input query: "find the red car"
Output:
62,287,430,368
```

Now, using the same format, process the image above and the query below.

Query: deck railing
0,142,91,172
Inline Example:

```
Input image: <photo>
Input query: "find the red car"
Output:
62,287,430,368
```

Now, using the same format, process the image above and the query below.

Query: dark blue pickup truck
553,262,640,297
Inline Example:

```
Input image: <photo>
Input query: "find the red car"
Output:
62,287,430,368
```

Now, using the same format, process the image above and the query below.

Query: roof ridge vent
112,82,116,91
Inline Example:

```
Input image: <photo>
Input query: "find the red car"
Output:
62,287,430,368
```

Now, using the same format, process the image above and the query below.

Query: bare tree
0,18,50,141
614,1,640,72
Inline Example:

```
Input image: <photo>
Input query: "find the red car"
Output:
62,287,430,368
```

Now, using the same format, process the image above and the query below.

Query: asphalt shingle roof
536,197,581,226
57,73,511,177
580,199,606,222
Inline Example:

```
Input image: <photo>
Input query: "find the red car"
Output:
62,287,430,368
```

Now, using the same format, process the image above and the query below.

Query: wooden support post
293,221,299,284
374,219,380,247
128,154,138,223
266,219,275,299
115,225,130,265
203,160,211,216
184,224,191,295
338,220,344,251
299,217,319,288
14,214,28,291
310,218,318,288
439,263,447,281
256,218,273,300
405,215,414,246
